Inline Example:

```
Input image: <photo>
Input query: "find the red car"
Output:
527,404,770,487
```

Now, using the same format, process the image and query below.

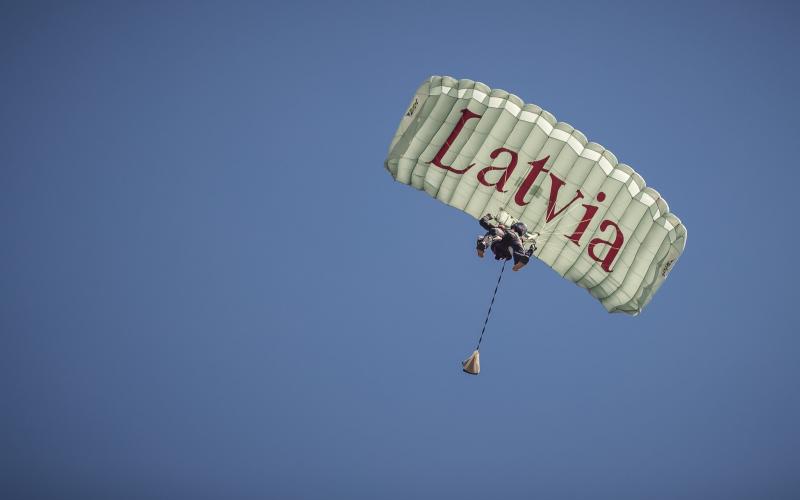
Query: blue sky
2,1,799,499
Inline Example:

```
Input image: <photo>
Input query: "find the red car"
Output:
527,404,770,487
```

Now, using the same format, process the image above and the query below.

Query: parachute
385,76,686,315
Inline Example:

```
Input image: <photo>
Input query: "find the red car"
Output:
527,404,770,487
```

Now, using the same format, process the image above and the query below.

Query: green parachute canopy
385,76,686,315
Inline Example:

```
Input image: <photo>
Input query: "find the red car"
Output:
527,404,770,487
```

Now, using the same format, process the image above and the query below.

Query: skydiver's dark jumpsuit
477,214,530,266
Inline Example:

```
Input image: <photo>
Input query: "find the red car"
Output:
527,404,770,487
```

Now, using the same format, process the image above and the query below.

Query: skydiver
476,213,535,272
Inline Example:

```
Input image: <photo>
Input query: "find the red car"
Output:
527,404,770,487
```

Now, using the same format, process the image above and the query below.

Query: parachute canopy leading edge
385,76,686,315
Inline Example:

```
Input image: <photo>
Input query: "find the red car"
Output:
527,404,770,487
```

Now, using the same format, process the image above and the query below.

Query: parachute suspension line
475,259,507,351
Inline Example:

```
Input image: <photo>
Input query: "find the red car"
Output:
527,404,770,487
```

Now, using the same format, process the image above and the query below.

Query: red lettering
566,204,598,245
429,108,482,174
545,174,584,222
588,219,624,272
513,156,550,206
566,192,606,245
477,148,518,192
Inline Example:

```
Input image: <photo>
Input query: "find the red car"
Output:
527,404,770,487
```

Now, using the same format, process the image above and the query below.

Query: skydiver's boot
476,237,487,258
512,252,531,272
514,249,535,269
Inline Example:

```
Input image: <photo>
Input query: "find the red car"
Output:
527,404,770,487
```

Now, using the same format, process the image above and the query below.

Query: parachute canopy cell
385,76,686,315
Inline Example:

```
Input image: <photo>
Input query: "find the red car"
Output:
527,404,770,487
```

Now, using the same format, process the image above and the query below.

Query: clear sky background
2,1,799,499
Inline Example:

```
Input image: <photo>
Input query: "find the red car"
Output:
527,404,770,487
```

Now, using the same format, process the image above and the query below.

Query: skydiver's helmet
511,222,527,236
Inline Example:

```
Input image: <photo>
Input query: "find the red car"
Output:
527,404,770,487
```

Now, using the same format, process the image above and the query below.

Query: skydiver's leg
511,240,530,272
477,214,496,257
478,213,495,231
477,228,503,258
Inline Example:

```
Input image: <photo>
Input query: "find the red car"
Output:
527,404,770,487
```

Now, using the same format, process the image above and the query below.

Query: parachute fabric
385,76,686,315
